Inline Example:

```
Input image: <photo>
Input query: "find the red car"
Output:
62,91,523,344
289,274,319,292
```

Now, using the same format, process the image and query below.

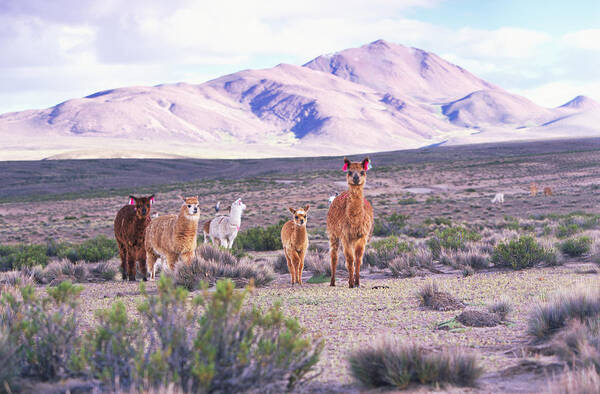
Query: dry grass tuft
417,281,465,311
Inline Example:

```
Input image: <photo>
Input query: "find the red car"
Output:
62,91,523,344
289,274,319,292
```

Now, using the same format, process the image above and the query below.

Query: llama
145,196,200,279
281,205,310,285
114,194,155,281
491,193,504,204
530,182,538,197
203,198,246,249
544,187,553,196
327,157,374,288
328,192,339,205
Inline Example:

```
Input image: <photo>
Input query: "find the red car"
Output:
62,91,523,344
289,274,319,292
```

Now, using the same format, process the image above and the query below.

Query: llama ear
362,157,371,171
288,207,296,214
343,157,350,172
304,204,310,213
128,195,136,205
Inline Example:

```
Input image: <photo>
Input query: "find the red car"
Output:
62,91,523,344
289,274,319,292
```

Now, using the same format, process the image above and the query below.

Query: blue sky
0,0,599,114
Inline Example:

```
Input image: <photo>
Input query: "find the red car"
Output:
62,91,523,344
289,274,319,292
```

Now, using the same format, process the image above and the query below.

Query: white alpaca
491,193,504,204
328,192,339,205
203,198,246,248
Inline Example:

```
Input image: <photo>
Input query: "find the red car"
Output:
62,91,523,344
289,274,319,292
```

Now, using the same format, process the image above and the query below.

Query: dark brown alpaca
327,157,374,288
114,194,154,281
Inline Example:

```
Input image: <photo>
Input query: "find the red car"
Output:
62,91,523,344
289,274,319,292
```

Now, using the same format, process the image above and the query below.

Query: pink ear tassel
364,160,372,171
129,198,135,205
150,197,155,205
342,162,348,171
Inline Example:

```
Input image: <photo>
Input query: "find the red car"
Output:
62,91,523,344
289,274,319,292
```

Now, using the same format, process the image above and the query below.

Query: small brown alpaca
281,205,310,285
327,157,374,288
145,196,200,279
114,194,155,281
530,182,538,196
544,187,553,196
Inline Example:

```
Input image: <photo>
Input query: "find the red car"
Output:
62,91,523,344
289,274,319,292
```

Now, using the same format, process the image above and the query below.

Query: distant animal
114,194,155,281
281,205,310,285
145,195,200,279
203,198,246,248
491,193,504,204
215,201,221,212
530,183,538,197
327,157,374,288
328,192,339,205
544,187,553,196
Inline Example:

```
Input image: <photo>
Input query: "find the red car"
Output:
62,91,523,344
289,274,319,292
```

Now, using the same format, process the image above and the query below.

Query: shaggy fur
327,157,374,288
491,193,504,204
281,205,310,285
203,198,246,248
114,194,154,281
145,196,200,279
530,182,538,197
544,187,553,196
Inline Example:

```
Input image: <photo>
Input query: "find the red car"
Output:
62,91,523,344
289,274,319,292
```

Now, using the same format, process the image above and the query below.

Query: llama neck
292,224,307,242
345,185,365,216
229,207,243,227
175,208,198,236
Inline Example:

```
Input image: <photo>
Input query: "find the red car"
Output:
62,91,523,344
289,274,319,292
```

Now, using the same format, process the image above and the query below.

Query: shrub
196,244,237,266
373,213,409,236
0,281,83,380
0,271,35,288
364,237,412,268
0,327,20,393
548,367,600,394
491,236,548,269
428,226,481,258
560,236,592,257
0,244,49,271
232,220,285,252
59,236,118,263
89,261,118,282
348,338,482,389
272,253,290,274
528,291,600,340
488,300,512,320
417,281,464,311
556,224,581,239
389,248,433,278
553,320,600,372
135,277,323,392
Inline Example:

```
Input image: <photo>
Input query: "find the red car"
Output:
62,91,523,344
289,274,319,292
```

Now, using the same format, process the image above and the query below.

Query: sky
0,0,599,114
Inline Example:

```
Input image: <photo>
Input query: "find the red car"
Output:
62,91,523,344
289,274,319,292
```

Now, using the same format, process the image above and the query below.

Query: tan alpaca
281,205,310,285
145,196,200,279
327,157,374,288
530,182,538,196
544,187,553,196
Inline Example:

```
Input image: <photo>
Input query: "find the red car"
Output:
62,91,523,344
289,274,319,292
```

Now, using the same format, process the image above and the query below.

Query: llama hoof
330,281,336,287
142,277,147,282
128,276,136,282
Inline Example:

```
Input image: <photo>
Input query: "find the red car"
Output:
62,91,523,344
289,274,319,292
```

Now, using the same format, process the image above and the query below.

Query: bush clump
491,236,550,269
364,236,412,268
348,338,482,389
373,213,409,236
0,244,49,271
427,226,481,258
232,220,285,252
560,236,592,257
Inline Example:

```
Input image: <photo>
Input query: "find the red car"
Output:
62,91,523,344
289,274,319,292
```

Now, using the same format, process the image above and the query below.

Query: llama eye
187,204,191,208
361,171,365,175
348,171,353,176
295,216,299,219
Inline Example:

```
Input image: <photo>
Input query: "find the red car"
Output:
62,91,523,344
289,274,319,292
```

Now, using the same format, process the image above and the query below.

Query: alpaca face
181,196,200,218
231,198,246,212
289,205,310,226
129,194,154,219
344,157,370,187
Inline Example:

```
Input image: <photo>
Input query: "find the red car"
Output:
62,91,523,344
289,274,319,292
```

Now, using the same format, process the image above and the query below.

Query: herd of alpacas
114,157,373,288
114,157,552,287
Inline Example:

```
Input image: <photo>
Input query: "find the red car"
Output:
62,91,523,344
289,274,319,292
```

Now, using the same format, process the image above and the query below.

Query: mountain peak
559,95,600,110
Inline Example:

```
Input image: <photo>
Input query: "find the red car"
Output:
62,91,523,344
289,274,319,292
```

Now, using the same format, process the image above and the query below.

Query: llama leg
139,252,148,282
297,250,306,285
284,248,295,284
290,250,301,285
203,232,208,244
127,253,136,281
166,253,178,271
354,241,366,288
146,250,158,280
117,241,127,280
329,237,340,287
342,239,355,288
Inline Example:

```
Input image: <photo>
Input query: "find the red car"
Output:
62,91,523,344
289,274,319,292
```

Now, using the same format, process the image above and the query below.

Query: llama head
128,194,154,219
343,157,371,187
179,195,200,218
231,198,246,213
288,204,310,226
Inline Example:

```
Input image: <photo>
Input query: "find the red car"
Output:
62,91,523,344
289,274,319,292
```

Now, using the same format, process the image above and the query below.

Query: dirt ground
2,138,600,392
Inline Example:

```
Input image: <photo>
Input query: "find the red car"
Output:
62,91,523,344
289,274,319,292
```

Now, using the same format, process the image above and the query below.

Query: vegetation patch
417,281,465,311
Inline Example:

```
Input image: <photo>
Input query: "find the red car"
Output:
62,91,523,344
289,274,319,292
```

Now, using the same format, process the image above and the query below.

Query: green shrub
348,339,482,389
556,224,581,238
491,236,548,269
428,226,481,258
364,237,412,268
232,220,285,252
59,236,118,263
0,244,49,271
373,213,409,236
399,197,418,205
560,236,592,257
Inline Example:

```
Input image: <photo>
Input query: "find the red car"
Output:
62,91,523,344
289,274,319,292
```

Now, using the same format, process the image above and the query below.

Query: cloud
562,29,600,51
512,80,600,108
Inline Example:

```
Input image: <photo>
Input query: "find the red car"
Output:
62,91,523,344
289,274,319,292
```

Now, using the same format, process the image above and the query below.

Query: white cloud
512,80,600,108
562,29,600,51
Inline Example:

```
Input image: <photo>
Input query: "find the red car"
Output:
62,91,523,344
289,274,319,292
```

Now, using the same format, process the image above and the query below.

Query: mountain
0,39,598,160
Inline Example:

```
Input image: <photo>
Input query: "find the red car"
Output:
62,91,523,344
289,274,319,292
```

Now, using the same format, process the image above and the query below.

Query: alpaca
544,187,553,196
145,196,200,279
114,194,154,281
203,198,246,249
530,182,538,197
281,205,310,285
491,193,504,204
328,192,339,205
327,157,374,288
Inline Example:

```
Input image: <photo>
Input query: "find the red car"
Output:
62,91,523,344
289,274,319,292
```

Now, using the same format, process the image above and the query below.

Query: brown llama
327,157,374,288
281,205,310,285
544,187,553,196
145,196,200,279
530,182,538,196
114,194,155,281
